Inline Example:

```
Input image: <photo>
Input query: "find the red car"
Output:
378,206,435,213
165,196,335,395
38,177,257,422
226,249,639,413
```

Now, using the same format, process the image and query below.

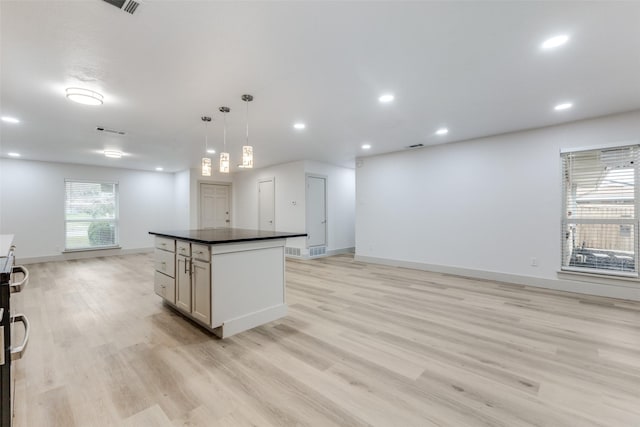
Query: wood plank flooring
11,253,640,426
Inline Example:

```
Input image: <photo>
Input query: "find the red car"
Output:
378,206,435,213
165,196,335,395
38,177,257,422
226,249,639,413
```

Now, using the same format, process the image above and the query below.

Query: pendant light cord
245,99,249,145
223,111,227,152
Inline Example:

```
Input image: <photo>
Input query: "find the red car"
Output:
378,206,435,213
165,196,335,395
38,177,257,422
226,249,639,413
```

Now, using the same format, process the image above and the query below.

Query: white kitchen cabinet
174,241,211,325
176,254,192,312
150,229,306,338
154,271,175,304
191,259,211,325
153,237,175,303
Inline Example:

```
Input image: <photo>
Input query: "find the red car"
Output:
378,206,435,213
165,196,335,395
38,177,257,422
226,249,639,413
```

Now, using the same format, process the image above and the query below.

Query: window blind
561,145,639,276
64,180,119,250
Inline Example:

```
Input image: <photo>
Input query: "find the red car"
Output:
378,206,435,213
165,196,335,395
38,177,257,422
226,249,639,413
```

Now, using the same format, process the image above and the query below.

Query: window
561,145,638,277
64,180,119,250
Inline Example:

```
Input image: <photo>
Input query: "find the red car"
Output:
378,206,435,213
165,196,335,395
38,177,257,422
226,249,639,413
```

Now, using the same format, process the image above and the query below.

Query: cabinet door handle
10,314,30,361
10,265,29,293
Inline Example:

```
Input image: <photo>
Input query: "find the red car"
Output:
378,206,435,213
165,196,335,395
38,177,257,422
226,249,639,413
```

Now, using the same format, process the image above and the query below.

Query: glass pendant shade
202,157,212,176
219,152,230,173
242,146,254,168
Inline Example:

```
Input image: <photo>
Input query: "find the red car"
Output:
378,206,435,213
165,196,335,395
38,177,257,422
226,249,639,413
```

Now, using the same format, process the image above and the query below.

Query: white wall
0,159,177,262
356,110,640,300
231,160,356,254
305,160,356,252
174,169,191,230
232,161,307,249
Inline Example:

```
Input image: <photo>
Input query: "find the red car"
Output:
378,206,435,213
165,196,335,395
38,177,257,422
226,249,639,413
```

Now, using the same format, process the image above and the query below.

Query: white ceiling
2,1,640,172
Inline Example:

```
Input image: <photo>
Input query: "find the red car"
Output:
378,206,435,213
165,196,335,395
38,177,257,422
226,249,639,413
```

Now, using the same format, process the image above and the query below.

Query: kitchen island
149,228,306,338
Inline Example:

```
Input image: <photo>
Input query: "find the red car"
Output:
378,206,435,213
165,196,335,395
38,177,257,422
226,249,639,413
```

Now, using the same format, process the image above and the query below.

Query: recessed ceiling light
1,116,20,124
361,144,371,150
206,149,216,154
7,152,20,157
554,102,573,111
66,87,104,106
155,167,164,171
541,35,569,50
378,94,394,103
436,128,449,135
294,123,306,130
104,150,122,158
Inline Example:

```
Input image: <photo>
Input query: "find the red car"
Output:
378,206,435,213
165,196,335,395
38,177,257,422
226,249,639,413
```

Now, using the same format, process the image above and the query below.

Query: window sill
62,246,121,254
557,269,640,286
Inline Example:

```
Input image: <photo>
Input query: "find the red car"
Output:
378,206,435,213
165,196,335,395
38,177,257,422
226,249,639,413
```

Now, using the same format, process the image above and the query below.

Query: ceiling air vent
102,0,140,15
406,143,424,149
96,127,126,136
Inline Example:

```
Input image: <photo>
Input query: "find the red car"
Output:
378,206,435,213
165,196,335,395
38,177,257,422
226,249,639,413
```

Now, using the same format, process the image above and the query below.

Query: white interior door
200,184,230,228
258,178,275,231
306,175,327,247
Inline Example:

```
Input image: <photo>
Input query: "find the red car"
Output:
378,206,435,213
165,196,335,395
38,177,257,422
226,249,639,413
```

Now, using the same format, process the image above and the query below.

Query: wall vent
102,0,140,15
285,247,301,257
406,143,424,149
309,246,327,257
96,127,126,135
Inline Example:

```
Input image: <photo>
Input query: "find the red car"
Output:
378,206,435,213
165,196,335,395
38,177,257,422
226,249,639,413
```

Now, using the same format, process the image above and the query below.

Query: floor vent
309,246,327,257
285,247,301,257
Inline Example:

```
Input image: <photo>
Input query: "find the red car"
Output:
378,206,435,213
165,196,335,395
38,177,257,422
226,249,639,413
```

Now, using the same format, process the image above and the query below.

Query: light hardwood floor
11,253,640,426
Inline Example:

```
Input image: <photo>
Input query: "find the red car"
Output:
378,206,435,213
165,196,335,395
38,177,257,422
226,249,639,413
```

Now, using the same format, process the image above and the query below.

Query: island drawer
176,240,191,257
154,271,175,304
155,237,175,253
192,244,210,261
154,249,176,278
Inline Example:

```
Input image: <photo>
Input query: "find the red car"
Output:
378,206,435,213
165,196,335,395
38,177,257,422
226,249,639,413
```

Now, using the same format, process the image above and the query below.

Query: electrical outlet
531,257,538,267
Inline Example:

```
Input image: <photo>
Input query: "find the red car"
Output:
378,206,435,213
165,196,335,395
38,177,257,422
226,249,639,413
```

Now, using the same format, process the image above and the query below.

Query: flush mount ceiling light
436,128,449,135
201,116,212,177
554,102,573,111
219,107,230,174
66,87,104,106
241,94,254,169
104,150,122,158
207,149,216,154
294,123,306,130
378,94,394,103
541,35,569,50
361,144,371,150
7,152,20,157
1,116,20,124
155,167,163,171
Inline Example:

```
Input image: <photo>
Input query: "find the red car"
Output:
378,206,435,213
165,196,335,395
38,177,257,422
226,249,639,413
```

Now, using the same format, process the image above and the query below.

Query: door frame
198,181,232,229
257,177,276,231
305,173,328,248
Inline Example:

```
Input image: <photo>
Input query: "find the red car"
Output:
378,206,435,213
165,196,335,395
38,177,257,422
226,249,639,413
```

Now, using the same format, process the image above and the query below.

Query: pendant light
241,94,254,168
219,106,230,173
201,116,212,176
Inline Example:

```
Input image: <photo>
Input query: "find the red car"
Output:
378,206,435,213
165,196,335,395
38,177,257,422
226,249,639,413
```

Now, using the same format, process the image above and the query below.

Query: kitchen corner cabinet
150,228,307,339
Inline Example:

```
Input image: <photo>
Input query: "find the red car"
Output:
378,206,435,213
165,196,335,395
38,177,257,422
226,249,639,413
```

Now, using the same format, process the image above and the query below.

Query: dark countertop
149,228,307,245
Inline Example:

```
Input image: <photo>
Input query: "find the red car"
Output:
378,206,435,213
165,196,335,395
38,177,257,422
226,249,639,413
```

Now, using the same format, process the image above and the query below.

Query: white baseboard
355,255,640,302
285,246,355,260
18,247,154,265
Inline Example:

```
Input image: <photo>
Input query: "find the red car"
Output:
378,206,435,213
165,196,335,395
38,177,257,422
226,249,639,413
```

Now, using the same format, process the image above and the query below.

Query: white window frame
560,143,640,278
64,179,120,252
